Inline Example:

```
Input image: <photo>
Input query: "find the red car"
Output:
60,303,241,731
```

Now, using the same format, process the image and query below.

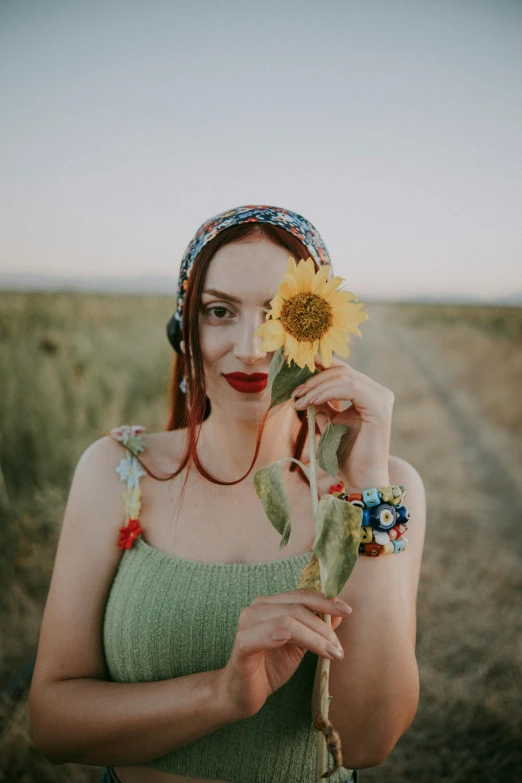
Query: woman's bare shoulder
140,427,188,472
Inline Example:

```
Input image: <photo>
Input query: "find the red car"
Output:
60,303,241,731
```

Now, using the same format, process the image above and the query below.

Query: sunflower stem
307,404,330,781
306,404,319,518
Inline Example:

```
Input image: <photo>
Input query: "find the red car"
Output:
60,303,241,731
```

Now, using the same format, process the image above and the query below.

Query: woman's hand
290,355,394,490
220,588,352,719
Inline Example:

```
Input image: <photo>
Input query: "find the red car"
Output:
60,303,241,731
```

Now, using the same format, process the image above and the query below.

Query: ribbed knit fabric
102,535,355,782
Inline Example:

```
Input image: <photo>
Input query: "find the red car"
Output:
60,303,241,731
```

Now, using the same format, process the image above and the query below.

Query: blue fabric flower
116,455,146,489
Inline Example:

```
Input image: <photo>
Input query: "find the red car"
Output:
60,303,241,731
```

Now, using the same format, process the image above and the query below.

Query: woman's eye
205,306,233,320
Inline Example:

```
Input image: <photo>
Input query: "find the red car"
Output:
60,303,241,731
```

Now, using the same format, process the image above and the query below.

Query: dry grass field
1,292,521,782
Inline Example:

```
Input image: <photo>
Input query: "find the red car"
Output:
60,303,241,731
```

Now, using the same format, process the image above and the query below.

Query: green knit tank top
102,425,354,782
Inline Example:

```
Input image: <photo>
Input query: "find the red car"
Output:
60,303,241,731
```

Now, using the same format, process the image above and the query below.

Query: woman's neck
196,404,304,483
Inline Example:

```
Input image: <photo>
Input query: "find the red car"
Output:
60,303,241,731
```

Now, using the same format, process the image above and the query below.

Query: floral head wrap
166,204,333,354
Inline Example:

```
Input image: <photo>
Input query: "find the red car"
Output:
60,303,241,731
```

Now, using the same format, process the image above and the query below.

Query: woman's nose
233,311,267,364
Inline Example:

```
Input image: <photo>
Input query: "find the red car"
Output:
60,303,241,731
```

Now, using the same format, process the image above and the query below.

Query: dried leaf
317,420,348,480
312,494,362,598
297,552,322,592
253,460,292,549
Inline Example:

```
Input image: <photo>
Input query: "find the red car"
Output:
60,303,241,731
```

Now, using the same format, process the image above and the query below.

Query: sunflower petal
311,264,330,295
286,256,298,279
320,275,345,298
331,307,362,329
319,335,333,367
325,290,359,307
326,326,352,357
255,319,285,350
283,332,299,365
280,274,299,299
295,257,316,294
269,292,285,319
296,339,316,372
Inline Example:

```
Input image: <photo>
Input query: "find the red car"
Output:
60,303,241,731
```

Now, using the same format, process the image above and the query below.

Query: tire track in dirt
350,304,522,782
366,305,522,509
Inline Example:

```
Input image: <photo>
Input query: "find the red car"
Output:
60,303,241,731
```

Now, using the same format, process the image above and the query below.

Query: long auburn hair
113,223,322,494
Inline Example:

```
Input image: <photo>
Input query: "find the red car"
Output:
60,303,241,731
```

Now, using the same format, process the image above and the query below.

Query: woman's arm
29,436,243,766
312,457,426,771
30,666,239,765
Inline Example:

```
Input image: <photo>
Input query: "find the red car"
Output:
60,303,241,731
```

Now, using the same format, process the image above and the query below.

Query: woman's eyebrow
202,288,272,308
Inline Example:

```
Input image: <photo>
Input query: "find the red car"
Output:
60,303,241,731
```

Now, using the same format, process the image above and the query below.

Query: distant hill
0,273,178,295
0,272,520,306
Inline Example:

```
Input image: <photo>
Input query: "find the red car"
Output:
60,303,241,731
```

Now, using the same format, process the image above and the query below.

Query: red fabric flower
118,519,143,550
329,481,345,494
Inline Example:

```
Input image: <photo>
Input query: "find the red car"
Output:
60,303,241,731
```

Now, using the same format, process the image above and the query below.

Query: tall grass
2,292,521,781
0,291,175,670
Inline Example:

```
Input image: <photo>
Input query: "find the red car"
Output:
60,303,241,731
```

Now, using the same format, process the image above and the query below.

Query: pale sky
1,0,521,300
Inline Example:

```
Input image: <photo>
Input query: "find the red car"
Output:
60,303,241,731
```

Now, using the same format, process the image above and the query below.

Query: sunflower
255,257,368,372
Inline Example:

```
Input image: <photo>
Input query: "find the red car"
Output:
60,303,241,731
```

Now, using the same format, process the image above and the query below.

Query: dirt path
348,303,522,782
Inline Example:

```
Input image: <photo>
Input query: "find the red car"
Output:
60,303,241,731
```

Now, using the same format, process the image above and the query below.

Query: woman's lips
223,372,268,394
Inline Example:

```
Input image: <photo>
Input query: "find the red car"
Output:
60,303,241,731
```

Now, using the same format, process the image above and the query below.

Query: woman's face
198,237,294,422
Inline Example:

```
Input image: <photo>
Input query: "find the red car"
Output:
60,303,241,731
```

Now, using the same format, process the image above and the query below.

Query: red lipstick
223,372,268,394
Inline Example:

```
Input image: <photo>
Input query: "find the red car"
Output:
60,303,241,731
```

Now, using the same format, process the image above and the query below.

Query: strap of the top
110,425,147,550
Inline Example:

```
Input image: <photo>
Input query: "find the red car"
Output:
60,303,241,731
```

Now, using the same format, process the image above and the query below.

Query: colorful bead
386,525,407,542
329,481,345,494
375,484,406,506
363,488,381,507
328,482,411,558
396,505,410,524
378,486,394,503
370,502,397,531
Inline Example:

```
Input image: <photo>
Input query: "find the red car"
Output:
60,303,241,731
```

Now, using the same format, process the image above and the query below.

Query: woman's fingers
249,587,351,615
239,589,351,661
235,615,345,661
247,601,345,651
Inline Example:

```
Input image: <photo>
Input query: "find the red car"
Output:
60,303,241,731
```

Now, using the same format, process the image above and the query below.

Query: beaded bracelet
329,481,410,557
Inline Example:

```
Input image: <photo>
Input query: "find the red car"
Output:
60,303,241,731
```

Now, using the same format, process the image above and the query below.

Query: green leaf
269,359,318,409
317,421,348,480
261,346,285,400
253,460,292,550
312,494,362,598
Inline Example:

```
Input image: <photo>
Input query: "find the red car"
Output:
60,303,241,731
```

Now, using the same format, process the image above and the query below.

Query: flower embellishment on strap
110,424,147,550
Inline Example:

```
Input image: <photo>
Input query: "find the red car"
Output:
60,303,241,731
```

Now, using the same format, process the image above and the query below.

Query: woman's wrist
338,474,391,495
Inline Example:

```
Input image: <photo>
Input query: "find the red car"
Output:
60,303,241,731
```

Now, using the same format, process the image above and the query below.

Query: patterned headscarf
166,204,333,354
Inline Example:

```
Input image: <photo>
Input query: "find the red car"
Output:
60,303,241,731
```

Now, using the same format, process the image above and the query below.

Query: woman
28,205,426,783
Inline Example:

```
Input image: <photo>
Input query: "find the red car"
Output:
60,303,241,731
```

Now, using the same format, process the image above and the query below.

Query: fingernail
334,599,352,615
326,643,343,660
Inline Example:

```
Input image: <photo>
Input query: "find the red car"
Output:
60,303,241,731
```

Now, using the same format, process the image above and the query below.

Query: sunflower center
280,293,332,341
